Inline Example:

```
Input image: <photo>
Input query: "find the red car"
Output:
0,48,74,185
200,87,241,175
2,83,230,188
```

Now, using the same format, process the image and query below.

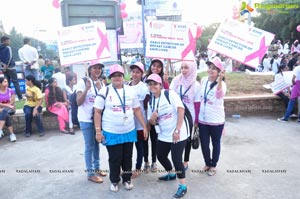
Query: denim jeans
199,123,224,168
283,98,297,120
24,69,39,80
3,69,23,100
79,122,100,177
23,105,44,134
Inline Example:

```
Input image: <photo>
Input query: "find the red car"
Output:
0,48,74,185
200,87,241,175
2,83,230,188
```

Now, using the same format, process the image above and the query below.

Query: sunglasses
111,73,123,78
148,82,159,86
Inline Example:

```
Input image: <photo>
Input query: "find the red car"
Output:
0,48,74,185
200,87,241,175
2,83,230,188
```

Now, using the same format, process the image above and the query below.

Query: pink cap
206,57,223,71
130,62,144,73
89,59,104,68
145,74,162,84
109,64,124,77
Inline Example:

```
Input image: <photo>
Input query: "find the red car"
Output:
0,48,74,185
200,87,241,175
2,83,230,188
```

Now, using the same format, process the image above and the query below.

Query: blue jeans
283,98,297,120
24,69,39,80
23,105,44,134
79,122,100,177
199,123,224,167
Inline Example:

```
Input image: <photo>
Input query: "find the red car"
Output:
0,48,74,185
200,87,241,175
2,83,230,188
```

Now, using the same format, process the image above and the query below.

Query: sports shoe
0,130,4,139
9,133,17,142
207,168,217,176
110,183,119,192
158,174,176,181
123,180,134,190
151,162,157,172
143,162,150,173
277,118,287,122
173,185,187,198
24,133,31,137
39,132,45,137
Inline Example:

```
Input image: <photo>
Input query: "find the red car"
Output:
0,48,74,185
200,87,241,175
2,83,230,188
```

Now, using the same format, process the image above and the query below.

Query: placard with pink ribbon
208,19,275,69
145,20,197,61
57,22,111,66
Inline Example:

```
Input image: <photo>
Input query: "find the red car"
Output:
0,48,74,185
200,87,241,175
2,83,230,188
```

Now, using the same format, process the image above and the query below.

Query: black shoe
173,186,187,198
158,174,176,181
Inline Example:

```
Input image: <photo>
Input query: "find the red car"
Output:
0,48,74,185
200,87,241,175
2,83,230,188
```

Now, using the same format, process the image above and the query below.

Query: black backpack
149,90,193,136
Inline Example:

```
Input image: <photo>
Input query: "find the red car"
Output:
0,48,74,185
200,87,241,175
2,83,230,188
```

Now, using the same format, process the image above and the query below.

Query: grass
197,72,274,96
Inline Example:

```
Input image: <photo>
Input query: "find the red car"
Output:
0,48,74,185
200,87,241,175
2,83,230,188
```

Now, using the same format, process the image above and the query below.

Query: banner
270,73,291,94
57,22,111,66
146,20,197,61
208,19,274,68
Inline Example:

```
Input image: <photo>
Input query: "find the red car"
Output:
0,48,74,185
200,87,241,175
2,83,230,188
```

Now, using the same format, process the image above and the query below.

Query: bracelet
95,127,101,130
96,133,101,135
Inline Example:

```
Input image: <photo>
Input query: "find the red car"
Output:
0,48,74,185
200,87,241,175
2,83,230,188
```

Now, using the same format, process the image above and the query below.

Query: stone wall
9,95,288,134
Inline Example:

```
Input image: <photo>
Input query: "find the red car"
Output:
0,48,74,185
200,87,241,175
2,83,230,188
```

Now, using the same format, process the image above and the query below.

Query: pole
247,0,252,25
141,0,146,57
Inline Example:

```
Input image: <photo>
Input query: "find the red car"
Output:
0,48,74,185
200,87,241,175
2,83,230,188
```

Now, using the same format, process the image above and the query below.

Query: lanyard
150,93,160,112
180,85,191,100
113,86,126,114
203,80,213,104
91,80,98,95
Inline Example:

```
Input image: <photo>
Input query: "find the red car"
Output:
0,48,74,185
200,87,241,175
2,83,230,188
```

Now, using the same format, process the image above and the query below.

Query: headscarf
171,61,198,89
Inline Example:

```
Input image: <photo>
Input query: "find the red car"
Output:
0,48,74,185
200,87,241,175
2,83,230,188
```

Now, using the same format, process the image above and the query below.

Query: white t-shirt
18,44,39,69
169,81,201,122
77,78,105,122
293,65,300,81
129,81,148,130
198,76,227,124
147,89,187,143
94,84,140,133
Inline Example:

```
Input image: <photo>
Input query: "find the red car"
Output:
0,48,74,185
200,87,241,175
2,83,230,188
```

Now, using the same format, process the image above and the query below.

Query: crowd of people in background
1,33,300,198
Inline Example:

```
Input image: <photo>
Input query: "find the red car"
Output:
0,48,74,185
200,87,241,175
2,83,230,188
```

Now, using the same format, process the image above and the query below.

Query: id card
154,125,161,134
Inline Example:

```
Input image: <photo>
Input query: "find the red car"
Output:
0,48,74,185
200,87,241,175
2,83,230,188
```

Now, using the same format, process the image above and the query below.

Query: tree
252,0,300,42
196,23,220,52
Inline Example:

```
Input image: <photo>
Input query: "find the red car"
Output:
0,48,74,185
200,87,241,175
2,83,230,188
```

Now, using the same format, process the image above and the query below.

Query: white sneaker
9,133,17,142
110,183,119,192
123,181,134,190
151,162,157,172
0,130,4,139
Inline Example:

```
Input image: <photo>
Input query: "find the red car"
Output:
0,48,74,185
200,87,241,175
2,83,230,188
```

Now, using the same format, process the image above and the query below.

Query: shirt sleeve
169,90,184,110
76,78,86,93
93,87,107,110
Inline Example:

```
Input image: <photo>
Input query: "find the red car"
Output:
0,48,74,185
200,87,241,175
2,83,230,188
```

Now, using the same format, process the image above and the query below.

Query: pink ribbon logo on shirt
96,28,110,59
181,29,196,59
244,36,268,63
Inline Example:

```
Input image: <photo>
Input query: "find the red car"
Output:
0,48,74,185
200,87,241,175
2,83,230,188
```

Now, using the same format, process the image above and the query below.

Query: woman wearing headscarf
170,61,201,170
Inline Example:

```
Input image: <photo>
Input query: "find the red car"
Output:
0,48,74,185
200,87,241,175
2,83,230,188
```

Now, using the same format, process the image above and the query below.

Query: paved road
1,115,300,199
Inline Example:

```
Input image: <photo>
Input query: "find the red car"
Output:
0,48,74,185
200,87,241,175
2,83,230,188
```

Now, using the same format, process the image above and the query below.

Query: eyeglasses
148,82,159,86
111,73,123,78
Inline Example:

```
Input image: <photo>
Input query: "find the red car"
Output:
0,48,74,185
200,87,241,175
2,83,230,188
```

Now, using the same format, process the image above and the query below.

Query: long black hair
47,78,64,106
145,59,164,80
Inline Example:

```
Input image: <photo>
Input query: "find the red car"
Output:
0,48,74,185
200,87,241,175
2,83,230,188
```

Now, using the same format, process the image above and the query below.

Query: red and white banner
145,20,197,61
57,22,111,66
208,19,274,68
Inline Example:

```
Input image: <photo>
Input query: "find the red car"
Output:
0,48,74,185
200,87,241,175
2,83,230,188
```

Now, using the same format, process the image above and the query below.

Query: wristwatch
174,129,180,134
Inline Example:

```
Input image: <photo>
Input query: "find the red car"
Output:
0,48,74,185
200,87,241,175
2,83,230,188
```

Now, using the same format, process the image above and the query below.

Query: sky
0,0,240,41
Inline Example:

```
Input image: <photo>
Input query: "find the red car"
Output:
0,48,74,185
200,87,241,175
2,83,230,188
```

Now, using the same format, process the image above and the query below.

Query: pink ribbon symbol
52,0,60,9
96,28,110,59
244,36,268,64
181,29,196,59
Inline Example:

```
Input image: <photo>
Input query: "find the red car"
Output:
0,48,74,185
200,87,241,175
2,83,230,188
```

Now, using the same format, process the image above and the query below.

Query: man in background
18,37,39,80
0,36,23,100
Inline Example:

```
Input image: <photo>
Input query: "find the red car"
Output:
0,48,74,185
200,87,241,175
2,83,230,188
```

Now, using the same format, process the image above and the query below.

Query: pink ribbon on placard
96,28,110,59
181,29,196,59
244,36,268,63
52,0,60,8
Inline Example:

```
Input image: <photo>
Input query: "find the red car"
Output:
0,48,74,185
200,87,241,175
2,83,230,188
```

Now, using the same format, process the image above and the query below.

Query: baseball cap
89,60,104,68
109,64,124,77
145,74,162,84
206,57,223,71
130,62,144,73
150,58,164,67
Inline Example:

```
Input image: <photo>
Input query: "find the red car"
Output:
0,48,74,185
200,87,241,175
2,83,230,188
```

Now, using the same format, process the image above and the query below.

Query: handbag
191,126,200,149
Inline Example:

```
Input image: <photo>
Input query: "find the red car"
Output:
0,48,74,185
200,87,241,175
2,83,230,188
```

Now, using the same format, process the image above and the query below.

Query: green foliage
196,23,220,52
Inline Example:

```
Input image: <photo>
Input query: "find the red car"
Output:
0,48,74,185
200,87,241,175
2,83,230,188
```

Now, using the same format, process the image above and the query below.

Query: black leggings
143,125,157,163
183,138,192,162
157,139,187,179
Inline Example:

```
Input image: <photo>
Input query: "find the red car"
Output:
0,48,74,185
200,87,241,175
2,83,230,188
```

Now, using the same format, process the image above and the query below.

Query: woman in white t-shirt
76,61,106,183
128,62,149,178
198,57,226,176
170,61,201,170
93,64,148,193
146,74,188,198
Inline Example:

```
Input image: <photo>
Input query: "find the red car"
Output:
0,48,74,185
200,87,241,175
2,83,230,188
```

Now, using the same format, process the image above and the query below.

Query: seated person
23,75,45,137
45,78,69,134
0,77,16,142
